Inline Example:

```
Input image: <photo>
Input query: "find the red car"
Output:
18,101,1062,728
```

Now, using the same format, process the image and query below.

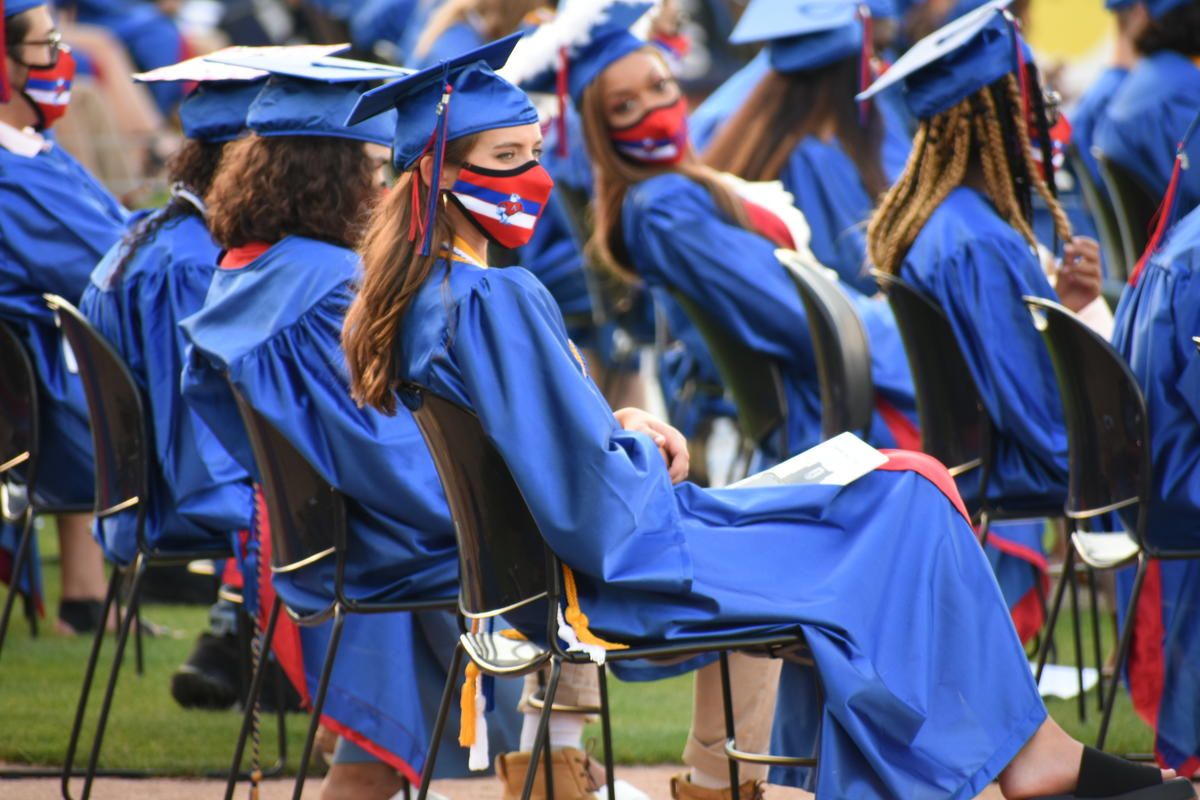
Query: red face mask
448,160,555,250
1029,113,1072,184
21,47,75,130
610,97,689,165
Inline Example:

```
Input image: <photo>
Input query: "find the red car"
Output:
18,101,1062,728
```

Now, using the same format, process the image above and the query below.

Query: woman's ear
416,153,462,191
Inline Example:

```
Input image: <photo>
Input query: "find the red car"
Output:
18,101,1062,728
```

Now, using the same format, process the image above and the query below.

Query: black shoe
171,631,240,710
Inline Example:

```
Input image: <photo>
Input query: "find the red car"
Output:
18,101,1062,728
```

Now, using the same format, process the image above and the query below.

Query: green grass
0,524,1155,776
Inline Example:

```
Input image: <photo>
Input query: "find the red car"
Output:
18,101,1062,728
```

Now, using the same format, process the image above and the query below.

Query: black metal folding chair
407,385,821,800
777,250,874,441
1098,154,1159,275
1025,297,1200,749
873,273,1095,719
0,320,92,656
42,295,240,800
1069,144,1127,285
224,384,453,800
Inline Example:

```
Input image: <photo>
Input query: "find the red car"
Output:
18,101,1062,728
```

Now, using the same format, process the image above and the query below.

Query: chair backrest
406,386,548,619
871,272,991,478
1098,154,1158,271
1068,143,1127,282
1024,298,1151,531
0,321,36,484
778,251,875,439
226,381,341,574
44,294,147,521
669,290,788,449
1194,336,1200,354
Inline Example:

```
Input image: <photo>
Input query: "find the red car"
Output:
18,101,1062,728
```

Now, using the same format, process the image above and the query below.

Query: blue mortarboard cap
4,0,43,17
1105,0,1139,10
857,0,1020,119
1144,0,1189,17
347,33,538,169
177,82,267,142
207,49,409,145
731,0,866,73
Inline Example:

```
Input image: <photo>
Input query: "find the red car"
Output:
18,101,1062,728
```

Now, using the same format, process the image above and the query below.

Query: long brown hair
206,134,377,250
867,73,1070,275
704,56,889,198
582,46,753,282
343,135,479,414
414,0,551,62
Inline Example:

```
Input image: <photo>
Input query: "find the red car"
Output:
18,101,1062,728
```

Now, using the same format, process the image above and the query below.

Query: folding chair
406,385,822,800
0,320,91,656
1025,297,1200,749
1068,143,1127,284
225,384,453,800
1098,155,1159,275
777,250,874,441
43,295,240,800
873,273,1095,719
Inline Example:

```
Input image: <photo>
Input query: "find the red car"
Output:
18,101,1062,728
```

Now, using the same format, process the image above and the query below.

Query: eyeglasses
13,30,65,69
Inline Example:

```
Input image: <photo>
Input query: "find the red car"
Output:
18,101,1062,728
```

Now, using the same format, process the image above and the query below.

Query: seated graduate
0,0,126,634
176,55,520,797
409,0,552,69
502,0,920,462
1111,115,1200,777
702,0,911,296
342,31,1193,800
1094,0,1200,213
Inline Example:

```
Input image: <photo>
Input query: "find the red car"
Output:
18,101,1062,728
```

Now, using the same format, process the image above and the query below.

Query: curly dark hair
206,134,377,250
107,139,227,286
1136,0,1200,55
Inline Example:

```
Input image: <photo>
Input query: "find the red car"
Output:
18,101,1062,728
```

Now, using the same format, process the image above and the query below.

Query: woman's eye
497,151,514,161
532,147,544,160
613,99,636,116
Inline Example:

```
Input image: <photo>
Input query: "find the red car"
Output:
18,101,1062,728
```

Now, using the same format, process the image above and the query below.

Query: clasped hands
613,407,690,484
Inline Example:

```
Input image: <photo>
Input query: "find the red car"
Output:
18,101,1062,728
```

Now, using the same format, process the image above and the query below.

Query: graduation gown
0,139,128,507
1094,52,1200,215
621,172,919,457
1070,65,1130,189
179,236,519,776
1110,204,1200,772
397,257,1047,799
80,209,250,565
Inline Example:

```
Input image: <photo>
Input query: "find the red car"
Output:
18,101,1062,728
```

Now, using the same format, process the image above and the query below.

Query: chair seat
462,631,552,677
1072,531,1140,570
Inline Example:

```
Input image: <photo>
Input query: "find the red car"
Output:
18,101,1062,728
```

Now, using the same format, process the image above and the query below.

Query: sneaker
669,773,765,800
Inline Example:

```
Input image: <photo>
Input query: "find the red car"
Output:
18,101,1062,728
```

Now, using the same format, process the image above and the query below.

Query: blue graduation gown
397,258,1047,799
1095,52,1200,215
411,21,484,70
80,209,251,565
179,237,518,775
621,173,918,457
1071,65,1130,189
689,52,771,151
1110,205,1200,771
0,140,128,506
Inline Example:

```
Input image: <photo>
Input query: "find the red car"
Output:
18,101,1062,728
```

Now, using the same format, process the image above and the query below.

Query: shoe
171,631,240,709
496,747,603,800
669,773,765,800
1034,747,1196,799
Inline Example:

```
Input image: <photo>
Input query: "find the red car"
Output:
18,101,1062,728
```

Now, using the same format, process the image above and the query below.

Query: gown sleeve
623,174,816,373
448,270,693,594
1172,265,1200,427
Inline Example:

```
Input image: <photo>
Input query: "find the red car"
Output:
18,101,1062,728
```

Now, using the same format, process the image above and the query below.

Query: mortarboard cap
731,0,865,74
1105,0,1139,10
1143,0,1189,17
207,48,408,145
5,0,43,17
857,0,1021,120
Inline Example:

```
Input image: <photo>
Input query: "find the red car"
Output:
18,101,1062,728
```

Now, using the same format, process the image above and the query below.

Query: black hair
1136,0,1200,55
5,9,34,52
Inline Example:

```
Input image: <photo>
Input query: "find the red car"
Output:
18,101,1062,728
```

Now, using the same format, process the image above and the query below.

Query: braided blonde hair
867,74,1070,275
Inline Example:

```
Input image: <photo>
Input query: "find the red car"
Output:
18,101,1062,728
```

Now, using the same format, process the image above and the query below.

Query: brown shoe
669,773,765,800
495,748,601,800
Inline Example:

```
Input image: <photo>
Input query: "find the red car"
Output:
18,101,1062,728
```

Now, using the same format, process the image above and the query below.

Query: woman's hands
1056,237,1103,313
614,407,690,484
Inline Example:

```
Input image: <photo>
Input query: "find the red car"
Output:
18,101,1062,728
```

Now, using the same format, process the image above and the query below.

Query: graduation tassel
857,5,874,128
558,565,628,665
1003,11,1032,124
458,663,490,770
556,46,569,158
1130,113,1198,286
420,75,454,257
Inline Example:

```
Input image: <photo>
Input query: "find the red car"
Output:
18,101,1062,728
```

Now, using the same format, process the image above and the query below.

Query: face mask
448,160,554,250
21,47,75,130
1029,112,1071,185
610,97,688,165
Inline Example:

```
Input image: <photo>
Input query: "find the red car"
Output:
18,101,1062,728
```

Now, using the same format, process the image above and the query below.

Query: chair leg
0,508,35,658
417,643,464,800
134,602,145,677
1035,546,1075,684
1088,569,1104,714
597,664,616,800
522,659,561,800
61,566,122,800
1098,557,1148,751
225,595,282,800
77,555,149,800
977,511,991,548
718,652,741,796
1068,564,1086,723
293,606,347,800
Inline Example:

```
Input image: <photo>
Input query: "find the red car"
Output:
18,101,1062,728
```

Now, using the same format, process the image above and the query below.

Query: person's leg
675,654,781,797
320,736,406,800
55,512,108,635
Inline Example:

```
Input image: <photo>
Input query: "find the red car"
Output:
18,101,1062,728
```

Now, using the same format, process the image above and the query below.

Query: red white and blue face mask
21,47,76,130
448,160,554,250
610,97,689,165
